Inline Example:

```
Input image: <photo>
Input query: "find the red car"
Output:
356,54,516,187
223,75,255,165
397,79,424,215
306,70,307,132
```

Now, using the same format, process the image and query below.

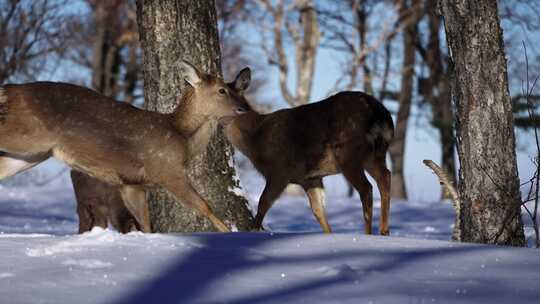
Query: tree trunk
440,0,525,246
423,1,456,199
136,0,254,232
436,105,456,199
388,0,421,199
89,1,123,99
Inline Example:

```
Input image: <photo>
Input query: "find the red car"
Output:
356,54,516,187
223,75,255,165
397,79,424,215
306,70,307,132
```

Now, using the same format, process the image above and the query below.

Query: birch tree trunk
440,0,525,246
136,0,254,232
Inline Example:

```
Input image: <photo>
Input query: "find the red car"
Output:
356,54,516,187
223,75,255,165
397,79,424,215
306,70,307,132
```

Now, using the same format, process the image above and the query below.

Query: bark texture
136,0,253,232
440,0,525,246
388,0,421,199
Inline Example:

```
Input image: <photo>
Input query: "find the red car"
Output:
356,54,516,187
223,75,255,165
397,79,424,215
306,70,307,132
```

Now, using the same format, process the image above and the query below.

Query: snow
0,167,539,303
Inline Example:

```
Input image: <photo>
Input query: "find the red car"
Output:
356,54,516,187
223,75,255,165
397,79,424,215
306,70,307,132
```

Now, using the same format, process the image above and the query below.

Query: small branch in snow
423,159,461,241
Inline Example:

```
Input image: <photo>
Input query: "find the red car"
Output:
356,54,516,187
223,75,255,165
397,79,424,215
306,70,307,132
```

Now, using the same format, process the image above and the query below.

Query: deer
71,170,139,233
0,60,249,233
223,68,394,235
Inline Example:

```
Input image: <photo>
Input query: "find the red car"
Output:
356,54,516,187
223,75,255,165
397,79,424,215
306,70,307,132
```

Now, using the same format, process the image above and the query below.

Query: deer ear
234,67,251,92
178,60,201,87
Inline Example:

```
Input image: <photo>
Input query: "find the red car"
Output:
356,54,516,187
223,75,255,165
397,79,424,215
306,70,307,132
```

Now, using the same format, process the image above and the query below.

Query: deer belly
305,149,339,178
52,147,124,185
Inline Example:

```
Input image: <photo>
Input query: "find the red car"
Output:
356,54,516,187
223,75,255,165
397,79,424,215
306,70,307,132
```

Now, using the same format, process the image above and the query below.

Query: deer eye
219,88,227,95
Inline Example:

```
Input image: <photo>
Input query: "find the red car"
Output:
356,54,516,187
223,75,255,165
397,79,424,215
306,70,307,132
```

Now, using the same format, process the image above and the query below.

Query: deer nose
236,107,248,114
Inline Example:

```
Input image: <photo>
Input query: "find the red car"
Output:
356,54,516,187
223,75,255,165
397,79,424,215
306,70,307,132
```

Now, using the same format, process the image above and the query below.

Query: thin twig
522,41,540,248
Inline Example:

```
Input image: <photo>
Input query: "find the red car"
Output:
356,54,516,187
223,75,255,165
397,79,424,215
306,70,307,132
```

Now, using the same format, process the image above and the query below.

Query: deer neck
171,91,216,156
172,92,208,134
224,111,263,158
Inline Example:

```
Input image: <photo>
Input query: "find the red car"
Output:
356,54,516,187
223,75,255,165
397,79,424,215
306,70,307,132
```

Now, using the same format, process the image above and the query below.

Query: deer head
176,61,249,125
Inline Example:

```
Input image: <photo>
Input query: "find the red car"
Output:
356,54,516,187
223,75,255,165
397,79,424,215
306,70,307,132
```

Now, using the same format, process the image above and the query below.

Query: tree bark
388,0,421,199
136,0,254,232
440,0,525,246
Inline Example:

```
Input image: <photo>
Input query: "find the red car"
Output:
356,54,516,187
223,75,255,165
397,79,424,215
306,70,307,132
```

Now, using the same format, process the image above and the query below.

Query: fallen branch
423,159,461,241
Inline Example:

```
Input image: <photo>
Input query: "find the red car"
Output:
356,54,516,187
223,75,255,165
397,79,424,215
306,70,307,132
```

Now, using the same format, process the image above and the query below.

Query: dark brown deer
0,61,248,233
223,68,394,234
71,170,139,233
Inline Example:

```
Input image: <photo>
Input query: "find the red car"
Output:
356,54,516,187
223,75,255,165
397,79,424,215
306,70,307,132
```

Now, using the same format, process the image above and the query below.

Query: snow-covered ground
0,163,539,303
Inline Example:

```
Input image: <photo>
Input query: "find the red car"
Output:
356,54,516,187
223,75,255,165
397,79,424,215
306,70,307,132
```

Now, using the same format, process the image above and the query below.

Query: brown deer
223,68,394,235
71,170,139,233
0,61,248,233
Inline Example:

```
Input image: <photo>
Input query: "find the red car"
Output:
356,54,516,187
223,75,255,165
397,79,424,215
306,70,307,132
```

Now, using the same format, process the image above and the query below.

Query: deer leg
253,179,288,231
164,179,230,232
119,186,152,233
302,178,332,233
76,201,109,233
76,201,95,233
71,171,110,233
341,166,373,235
0,153,47,180
366,158,391,236
110,200,140,233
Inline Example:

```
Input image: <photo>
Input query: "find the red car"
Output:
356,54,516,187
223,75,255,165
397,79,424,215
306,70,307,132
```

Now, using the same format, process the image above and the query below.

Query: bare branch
423,159,461,241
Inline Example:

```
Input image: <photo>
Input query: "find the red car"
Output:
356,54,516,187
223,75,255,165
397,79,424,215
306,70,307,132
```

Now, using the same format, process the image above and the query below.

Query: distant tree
317,1,401,197
136,0,254,232
440,0,525,246
387,0,422,199
0,0,70,83
415,0,456,199
68,0,141,103
216,0,268,104
253,0,320,106
317,0,393,95
498,0,540,130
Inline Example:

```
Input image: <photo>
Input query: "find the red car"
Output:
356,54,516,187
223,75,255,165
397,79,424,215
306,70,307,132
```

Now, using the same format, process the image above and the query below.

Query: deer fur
0,61,248,233
223,68,394,234
71,170,139,233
